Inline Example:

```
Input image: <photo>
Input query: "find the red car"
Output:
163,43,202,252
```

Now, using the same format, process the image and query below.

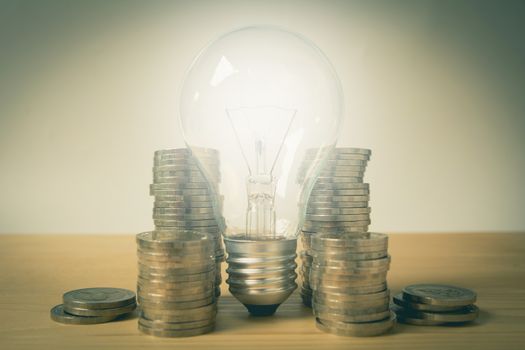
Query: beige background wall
1,0,524,234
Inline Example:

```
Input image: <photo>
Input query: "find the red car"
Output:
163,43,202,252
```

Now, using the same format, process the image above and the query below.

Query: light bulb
180,26,343,315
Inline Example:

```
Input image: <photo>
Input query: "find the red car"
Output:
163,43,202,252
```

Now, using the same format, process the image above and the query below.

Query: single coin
139,317,215,330
62,288,136,309
312,182,369,190
312,232,388,248
304,213,371,222
136,231,212,249
310,189,370,197
152,207,215,215
330,147,371,156
391,304,479,325
304,220,371,228
315,312,395,337
138,322,215,337
315,177,364,184
63,301,136,317
50,304,118,325
314,283,388,295
402,284,477,307
314,309,390,323
307,201,369,209
392,293,467,312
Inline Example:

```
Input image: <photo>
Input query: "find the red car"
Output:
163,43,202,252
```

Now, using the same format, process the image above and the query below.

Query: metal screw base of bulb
224,237,298,316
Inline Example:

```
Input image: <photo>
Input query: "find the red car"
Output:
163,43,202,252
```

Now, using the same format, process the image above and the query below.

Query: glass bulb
180,26,343,240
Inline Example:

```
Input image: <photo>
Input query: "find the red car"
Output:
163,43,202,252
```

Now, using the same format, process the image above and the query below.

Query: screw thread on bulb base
224,237,298,316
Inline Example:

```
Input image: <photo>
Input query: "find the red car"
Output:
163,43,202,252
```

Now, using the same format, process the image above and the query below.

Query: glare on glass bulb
180,26,343,315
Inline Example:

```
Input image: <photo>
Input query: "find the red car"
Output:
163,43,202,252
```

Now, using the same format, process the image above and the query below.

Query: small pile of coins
392,284,479,325
152,148,225,297
50,288,136,325
136,231,217,337
309,233,395,337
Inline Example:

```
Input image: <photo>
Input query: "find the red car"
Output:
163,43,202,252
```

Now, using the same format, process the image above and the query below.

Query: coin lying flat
402,284,477,307
391,304,479,325
63,301,136,317
315,312,395,337
392,293,466,312
50,304,119,325
138,323,215,337
63,288,136,309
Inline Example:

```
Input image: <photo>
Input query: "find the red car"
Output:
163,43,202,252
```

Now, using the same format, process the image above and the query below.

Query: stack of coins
392,284,479,325
136,231,217,337
310,233,395,336
298,147,372,306
152,148,225,297
50,288,136,325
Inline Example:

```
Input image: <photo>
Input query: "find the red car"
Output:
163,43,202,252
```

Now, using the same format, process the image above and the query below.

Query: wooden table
0,233,524,349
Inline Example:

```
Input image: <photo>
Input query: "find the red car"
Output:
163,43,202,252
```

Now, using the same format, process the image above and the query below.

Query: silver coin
137,278,214,291
304,213,371,222
63,301,136,317
140,303,217,317
302,228,370,236
315,176,364,184
309,195,370,203
63,288,136,309
139,308,216,323
391,304,479,324
314,309,390,323
317,171,366,178
154,201,215,209
392,293,468,312
152,207,216,215
315,312,395,337
314,255,391,269
138,317,215,331
150,183,213,192
313,302,389,316
312,232,388,247
137,290,215,304
137,271,215,284
311,250,388,261
311,264,390,276
307,201,369,209
50,304,118,325
153,219,219,228
313,294,390,309
304,220,371,228
310,189,370,197
152,212,217,221
152,193,215,201
314,283,387,295
402,284,477,307
138,296,215,310
153,176,217,184
136,231,212,248
315,289,390,302
306,207,371,215
138,322,215,337
150,188,211,197
309,147,370,156
312,182,369,190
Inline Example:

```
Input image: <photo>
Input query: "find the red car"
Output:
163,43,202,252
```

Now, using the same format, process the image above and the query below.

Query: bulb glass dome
180,26,343,240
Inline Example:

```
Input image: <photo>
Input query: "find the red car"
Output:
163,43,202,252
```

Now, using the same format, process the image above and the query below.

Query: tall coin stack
151,148,225,297
297,147,372,307
137,231,217,337
309,233,395,336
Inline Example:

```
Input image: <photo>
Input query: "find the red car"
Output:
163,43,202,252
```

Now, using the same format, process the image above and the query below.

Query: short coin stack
392,284,479,325
298,147,372,307
309,233,395,336
136,231,217,337
152,148,225,297
50,287,136,325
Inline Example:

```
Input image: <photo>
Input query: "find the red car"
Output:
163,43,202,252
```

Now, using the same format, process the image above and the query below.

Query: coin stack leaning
392,284,479,325
298,147,372,307
50,287,136,325
152,148,225,297
310,233,395,336
136,231,217,337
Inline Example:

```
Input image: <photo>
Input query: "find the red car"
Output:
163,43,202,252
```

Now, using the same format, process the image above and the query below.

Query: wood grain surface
0,233,523,349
